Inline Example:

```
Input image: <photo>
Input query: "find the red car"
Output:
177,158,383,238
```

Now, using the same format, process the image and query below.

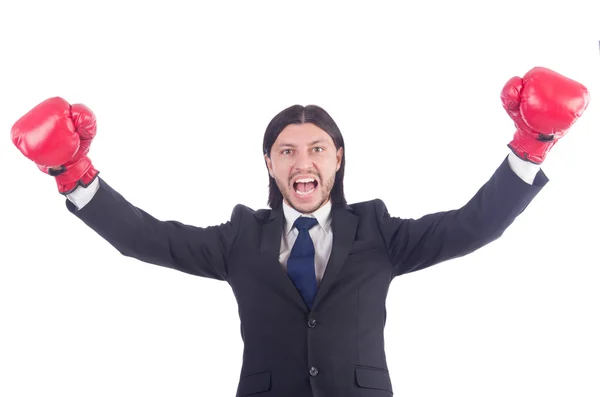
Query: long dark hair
262,104,346,209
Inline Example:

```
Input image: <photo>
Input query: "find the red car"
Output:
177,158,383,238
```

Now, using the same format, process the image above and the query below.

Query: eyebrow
278,139,326,148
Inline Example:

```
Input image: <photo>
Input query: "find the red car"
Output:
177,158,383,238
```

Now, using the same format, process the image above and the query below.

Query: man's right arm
65,177,239,281
11,97,238,281
66,177,100,209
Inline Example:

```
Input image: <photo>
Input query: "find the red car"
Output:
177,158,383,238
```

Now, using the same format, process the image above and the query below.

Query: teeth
296,186,316,195
295,177,315,183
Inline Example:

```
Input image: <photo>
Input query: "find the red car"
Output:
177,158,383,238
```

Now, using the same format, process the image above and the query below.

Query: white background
1,1,599,396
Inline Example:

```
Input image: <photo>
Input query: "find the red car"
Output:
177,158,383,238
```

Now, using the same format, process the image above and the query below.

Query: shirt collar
283,199,332,235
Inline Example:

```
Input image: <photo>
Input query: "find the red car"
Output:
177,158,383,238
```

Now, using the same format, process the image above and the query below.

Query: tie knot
294,216,318,231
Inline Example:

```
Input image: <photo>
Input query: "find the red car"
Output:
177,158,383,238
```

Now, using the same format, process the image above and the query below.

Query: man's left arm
379,66,589,277
377,153,547,277
507,151,541,185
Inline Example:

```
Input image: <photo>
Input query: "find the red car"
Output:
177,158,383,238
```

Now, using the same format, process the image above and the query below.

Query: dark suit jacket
66,156,548,397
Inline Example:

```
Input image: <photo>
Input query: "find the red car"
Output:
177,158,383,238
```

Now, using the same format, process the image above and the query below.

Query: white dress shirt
66,152,542,280
280,199,333,284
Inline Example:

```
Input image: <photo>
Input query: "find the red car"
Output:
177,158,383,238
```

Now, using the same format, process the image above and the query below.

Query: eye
313,147,324,153
281,149,292,155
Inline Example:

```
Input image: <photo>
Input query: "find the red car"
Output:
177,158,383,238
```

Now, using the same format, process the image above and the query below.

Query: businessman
11,66,589,397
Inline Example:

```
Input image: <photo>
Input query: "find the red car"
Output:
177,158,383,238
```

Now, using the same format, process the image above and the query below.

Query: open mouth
293,177,319,196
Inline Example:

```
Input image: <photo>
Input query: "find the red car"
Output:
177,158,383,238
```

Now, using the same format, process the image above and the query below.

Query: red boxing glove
501,66,590,164
11,97,99,194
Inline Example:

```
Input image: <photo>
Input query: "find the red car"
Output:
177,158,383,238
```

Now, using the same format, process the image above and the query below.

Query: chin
287,191,325,213
295,203,320,214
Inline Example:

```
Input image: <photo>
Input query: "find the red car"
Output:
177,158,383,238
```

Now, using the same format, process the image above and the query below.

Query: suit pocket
355,365,393,392
237,370,271,396
348,243,380,256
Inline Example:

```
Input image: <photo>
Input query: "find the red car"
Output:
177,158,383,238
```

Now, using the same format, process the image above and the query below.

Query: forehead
274,123,334,146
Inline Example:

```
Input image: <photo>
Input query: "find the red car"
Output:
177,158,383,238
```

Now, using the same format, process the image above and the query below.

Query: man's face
265,123,343,214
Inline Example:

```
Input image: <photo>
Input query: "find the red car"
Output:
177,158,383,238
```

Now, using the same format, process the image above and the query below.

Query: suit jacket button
309,366,319,376
308,318,317,328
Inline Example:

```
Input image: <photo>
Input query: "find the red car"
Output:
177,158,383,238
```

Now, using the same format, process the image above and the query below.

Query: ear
264,154,274,178
335,147,343,172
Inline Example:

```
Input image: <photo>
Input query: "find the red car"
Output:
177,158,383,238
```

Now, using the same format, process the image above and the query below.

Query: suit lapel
260,206,308,311
260,203,359,312
312,204,358,310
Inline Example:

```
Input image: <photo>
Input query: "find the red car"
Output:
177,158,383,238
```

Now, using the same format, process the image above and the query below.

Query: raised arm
379,154,547,277
380,66,589,277
66,177,239,279
11,97,238,280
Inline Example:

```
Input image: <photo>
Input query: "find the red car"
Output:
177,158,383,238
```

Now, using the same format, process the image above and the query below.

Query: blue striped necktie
287,216,319,309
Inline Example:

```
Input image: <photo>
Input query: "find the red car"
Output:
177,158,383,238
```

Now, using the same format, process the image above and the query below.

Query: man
11,66,589,397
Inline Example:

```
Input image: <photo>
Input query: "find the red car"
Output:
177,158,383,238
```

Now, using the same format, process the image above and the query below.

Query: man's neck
282,198,333,234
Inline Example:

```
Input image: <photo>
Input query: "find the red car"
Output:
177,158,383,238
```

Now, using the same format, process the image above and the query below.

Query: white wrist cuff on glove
507,152,541,185
66,177,100,210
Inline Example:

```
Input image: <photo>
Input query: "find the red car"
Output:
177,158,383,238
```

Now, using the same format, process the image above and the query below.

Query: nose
294,150,314,171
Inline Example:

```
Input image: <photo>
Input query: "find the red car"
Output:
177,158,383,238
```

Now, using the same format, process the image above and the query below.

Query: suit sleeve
65,177,240,281
377,156,549,277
